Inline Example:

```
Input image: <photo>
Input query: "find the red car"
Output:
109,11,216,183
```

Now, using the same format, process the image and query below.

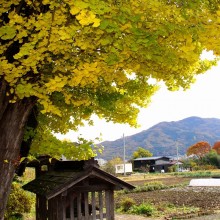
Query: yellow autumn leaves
70,7,100,27
67,0,101,27
1,0,220,127
45,76,68,93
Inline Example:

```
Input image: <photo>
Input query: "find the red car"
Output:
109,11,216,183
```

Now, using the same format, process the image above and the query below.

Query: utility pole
123,133,126,176
176,142,179,173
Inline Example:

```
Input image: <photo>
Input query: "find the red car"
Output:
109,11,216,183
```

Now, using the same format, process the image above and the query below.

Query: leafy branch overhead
1,0,220,135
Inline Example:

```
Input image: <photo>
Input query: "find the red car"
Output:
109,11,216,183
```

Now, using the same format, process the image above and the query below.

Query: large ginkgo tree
0,0,220,217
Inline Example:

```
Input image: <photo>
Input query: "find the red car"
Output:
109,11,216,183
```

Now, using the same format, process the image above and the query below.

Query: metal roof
133,156,171,161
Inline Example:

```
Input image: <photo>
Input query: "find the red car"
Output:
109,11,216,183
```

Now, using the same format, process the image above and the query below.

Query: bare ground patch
115,176,220,219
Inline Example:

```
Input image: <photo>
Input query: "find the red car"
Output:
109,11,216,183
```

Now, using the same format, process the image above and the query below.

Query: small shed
22,156,134,220
115,163,133,175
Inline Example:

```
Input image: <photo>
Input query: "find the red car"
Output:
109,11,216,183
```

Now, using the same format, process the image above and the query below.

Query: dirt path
115,213,220,220
115,214,162,220
189,213,220,220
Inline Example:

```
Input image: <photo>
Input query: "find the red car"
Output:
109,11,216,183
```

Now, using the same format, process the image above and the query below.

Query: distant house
133,156,171,173
115,163,133,175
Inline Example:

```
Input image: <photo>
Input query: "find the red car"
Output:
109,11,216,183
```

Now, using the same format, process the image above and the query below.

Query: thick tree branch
0,79,10,120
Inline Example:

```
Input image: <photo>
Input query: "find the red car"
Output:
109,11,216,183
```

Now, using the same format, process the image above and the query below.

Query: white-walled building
115,163,133,175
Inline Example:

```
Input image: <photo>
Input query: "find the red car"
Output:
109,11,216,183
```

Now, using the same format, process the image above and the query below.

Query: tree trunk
0,96,35,220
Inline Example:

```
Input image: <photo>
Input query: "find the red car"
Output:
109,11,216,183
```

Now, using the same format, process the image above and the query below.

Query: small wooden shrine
22,156,134,220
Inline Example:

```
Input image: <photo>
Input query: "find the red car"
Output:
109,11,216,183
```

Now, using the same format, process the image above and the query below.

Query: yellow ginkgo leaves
45,76,68,93
70,6,81,16
1,0,220,127
73,9,100,27
69,62,101,87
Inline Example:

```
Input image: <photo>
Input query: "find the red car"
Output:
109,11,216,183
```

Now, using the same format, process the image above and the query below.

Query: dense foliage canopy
1,0,220,137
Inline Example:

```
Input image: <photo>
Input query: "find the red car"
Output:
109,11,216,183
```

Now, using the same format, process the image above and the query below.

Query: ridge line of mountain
98,116,220,160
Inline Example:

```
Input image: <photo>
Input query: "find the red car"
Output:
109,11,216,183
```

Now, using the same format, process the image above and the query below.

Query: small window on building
116,165,123,171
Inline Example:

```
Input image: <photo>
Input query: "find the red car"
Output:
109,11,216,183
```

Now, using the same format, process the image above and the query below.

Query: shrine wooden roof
22,158,135,199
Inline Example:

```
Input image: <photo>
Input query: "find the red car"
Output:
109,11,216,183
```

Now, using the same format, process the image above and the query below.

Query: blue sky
58,58,220,143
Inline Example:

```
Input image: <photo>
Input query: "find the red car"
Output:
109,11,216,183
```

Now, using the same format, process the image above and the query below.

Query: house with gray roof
133,156,172,173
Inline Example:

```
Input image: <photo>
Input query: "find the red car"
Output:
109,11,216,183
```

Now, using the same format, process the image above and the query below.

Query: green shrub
5,182,34,220
194,165,216,170
173,171,213,177
168,165,177,172
144,181,164,188
133,181,166,193
118,180,187,195
6,214,23,220
129,203,155,216
118,197,136,212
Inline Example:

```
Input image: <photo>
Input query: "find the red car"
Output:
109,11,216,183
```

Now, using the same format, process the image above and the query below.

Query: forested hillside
99,117,220,160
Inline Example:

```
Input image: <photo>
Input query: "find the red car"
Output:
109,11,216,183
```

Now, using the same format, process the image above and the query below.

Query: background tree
202,150,220,168
212,141,220,154
102,157,123,175
182,158,197,171
186,141,211,159
132,147,153,159
1,0,220,217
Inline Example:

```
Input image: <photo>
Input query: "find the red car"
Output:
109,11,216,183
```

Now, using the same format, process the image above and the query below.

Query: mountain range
98,116,220,160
